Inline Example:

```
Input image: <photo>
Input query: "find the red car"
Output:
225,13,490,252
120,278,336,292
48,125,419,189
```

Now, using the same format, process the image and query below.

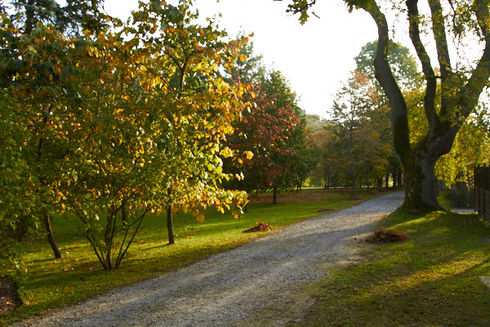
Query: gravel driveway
18,192,403,327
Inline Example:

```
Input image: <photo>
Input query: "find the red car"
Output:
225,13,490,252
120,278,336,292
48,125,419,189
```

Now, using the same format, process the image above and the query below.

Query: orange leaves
239,54,248,63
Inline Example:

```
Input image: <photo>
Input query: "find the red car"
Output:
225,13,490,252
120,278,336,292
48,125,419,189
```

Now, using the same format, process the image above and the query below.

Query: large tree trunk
402,153,439,210
166,205,175,245
43,212,62,259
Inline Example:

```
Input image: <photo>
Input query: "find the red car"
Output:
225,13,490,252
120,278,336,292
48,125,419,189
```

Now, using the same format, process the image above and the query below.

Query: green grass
293,209,490,327
0,190,373,325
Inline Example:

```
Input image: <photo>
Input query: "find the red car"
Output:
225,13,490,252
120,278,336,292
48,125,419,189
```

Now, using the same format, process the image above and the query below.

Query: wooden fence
475,167,490,219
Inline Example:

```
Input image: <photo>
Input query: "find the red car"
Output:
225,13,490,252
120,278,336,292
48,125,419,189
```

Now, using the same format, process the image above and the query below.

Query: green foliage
319,40,420,189
284,0,317,24
354,40,421,91
1,0,249,270
436,105,490,187
9,0,106,34
0,88,36,268
326,70,393,188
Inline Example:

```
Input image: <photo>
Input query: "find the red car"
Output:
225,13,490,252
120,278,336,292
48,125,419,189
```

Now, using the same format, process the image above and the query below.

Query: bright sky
104,0,378,118
103,0,487,117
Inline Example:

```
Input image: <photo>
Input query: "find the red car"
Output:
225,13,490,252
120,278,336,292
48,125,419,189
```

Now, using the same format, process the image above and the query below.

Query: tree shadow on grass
299,211,490,327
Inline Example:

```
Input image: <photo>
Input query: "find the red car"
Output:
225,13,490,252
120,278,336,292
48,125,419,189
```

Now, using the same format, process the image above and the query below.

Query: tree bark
403,152,439,210
43,212,62,259
166,204,175,245
397,168,403,189
376,177,383,191
24,0,36,34
391,169,398,190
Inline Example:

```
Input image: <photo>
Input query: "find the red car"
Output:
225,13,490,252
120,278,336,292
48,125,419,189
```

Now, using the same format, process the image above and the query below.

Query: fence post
475,167,490,220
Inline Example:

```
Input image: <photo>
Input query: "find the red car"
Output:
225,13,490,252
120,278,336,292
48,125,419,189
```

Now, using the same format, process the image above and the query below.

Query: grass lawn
0,190,374,325
293,209,490,327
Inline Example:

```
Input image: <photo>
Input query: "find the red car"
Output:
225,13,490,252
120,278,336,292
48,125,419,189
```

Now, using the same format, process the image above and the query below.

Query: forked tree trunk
43,212,62,259
358,0,489,212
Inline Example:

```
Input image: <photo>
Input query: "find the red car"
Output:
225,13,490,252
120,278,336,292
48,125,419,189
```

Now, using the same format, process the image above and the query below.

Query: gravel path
18,192,403,327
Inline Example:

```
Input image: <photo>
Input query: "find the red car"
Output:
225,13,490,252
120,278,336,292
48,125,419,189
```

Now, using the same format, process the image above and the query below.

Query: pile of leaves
366,229,408,243
243,222,272,233
0,276,22,315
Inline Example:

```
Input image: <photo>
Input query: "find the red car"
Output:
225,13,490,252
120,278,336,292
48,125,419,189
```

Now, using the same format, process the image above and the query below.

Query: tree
354,40,423,190
55,1,249,268
355,40,421,91
1,0,248,270
129,1,250,244
3,21,78,259
228,69,306,203
3,0,109,259
327,70,392,191
0,85,37,268
9,0,106,34
283,0,490,210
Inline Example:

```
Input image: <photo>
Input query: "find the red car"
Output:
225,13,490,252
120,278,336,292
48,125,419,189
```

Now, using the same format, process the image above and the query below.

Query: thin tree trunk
272,186,278,205
43,212,61,259
104,209,117,271
377,177,383,191
397,169,403,188
166,204,175,245
24,0,35,34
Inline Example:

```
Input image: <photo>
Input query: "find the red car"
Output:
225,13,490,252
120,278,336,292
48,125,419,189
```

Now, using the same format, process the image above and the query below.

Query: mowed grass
293,209,490,327
0,190,374,325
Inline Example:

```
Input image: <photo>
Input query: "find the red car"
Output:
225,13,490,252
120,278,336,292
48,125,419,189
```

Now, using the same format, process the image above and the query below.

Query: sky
102,1,487,117
104,0,378,118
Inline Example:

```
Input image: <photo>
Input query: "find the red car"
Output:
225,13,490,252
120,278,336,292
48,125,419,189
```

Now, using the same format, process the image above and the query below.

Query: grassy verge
0,190,374,325
293,209,490,327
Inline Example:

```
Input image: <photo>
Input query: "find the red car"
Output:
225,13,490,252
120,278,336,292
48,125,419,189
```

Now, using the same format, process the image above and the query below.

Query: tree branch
406,0,439,134
460,0,490,115
428,0,452,78
357,0,411,163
